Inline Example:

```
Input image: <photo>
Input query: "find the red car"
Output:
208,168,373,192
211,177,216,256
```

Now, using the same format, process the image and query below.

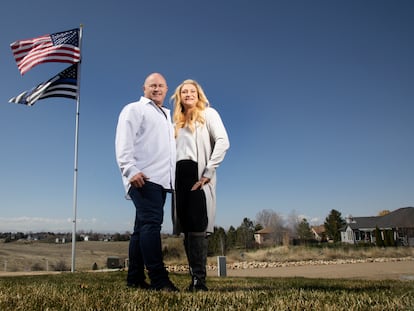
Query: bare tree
286,209,301,238
378,210,390,216
255,209,285,245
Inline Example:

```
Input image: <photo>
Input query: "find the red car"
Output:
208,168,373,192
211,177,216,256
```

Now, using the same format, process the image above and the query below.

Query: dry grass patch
225,245,414,263
2,238,413,273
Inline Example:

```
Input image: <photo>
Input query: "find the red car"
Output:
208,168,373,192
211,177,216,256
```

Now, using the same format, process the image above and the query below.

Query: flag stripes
11,29,80,75
9,64,78,106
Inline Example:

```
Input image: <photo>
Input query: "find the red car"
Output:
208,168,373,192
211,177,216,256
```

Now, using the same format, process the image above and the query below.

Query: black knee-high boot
186,232,208,291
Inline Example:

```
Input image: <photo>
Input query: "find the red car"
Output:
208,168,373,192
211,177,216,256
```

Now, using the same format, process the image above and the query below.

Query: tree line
1,209,349,254
206,209,348,256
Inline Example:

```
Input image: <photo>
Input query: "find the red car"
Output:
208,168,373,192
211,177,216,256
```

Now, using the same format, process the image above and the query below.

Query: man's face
143,74,168,107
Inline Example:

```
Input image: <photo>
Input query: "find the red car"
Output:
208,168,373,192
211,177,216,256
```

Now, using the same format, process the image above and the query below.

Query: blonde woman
171,79,229,291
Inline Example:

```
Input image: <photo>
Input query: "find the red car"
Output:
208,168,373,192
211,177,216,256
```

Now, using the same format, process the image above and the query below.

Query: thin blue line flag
9,64,78,106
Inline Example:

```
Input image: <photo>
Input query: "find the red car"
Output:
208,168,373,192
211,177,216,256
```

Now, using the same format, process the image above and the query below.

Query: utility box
107,256,121,269
217,256,227,277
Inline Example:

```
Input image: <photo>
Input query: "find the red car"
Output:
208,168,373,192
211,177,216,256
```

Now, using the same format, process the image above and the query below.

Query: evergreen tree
323,209,346,242
384,230,395,247
236,218,256,250
375,226,384,247
296,218,313,243
255,223,263,232
226,226,237,250
388,231,396,247
208,226,227,255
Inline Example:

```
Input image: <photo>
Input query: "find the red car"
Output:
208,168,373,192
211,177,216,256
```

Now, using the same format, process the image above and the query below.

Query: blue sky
0,0,413,233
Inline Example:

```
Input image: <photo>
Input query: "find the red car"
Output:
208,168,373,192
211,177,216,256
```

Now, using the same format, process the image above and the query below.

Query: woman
171,79,229,291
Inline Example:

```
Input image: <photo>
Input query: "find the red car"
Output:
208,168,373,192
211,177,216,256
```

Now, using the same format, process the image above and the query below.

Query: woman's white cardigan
173,107,230,234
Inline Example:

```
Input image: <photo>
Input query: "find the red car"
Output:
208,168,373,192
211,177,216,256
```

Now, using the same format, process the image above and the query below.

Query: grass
1,241,413,310
1,238,413,272
0,240,130,272
224,244,414,264
0,271,413,310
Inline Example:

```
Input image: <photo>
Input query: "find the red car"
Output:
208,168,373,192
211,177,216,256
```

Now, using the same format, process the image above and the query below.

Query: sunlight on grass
0,272,413,310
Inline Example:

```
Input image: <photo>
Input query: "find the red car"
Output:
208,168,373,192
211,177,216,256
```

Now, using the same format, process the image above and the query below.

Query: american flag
10,28,80,75
9,64,78,106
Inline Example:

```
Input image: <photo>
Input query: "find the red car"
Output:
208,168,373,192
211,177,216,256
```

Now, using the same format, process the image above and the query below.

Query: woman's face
180,83,198,111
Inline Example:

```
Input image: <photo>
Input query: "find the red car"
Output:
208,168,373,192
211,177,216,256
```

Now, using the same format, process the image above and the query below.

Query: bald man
116,73,178,291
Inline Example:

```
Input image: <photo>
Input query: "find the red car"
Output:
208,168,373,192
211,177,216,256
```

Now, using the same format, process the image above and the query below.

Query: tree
255,209,285,245
286,210,301,238
375,226,384,247
378,210,390,216
208,226,227,256
296,218,313,243
236,218,256,250
384,230,395,247
254,223,263,232
226,226,237,250
324,209,345,242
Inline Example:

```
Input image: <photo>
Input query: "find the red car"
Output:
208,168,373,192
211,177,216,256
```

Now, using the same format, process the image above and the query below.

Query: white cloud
296,214,322,225
309,217,321,225
0,216,113,233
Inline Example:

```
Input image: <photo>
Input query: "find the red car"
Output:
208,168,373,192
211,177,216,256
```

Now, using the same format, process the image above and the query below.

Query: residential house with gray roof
341,207,414,246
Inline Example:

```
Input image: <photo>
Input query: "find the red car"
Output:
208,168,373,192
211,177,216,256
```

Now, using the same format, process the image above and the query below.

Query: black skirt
175,160,208,232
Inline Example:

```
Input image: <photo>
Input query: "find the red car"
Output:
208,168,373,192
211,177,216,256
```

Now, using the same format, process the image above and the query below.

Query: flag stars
51,29,79,47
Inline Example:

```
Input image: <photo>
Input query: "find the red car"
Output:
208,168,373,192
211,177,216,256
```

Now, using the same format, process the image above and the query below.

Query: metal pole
71,24,83,272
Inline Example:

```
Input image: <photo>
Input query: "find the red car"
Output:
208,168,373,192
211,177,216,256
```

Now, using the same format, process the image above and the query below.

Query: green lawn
0,271,413,310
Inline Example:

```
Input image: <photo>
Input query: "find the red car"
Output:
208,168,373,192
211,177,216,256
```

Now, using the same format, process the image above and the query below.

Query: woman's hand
191,177,210,191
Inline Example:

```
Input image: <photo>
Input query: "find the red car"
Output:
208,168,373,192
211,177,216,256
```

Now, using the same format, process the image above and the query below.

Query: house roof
346,207,414,230
255,227,273,234
311,225,325,234
378,207,414,228
346,216,378,230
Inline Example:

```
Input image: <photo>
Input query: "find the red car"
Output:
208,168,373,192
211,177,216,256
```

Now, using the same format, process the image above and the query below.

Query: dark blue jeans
127,182,169,288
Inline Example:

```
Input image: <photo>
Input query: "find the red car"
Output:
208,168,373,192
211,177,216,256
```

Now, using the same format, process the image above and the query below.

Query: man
115,73,178,291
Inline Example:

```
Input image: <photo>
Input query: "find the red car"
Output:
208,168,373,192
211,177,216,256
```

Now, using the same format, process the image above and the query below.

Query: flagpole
71,24,83,273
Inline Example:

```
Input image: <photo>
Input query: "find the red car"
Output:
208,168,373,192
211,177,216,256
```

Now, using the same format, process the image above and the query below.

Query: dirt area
207,260,414,281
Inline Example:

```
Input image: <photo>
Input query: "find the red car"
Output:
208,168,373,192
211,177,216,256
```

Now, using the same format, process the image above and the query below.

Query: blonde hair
171,79,210,137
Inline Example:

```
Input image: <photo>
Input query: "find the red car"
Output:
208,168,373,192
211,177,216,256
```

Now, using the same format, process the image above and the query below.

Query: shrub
31,263,44,271
53,260,69,271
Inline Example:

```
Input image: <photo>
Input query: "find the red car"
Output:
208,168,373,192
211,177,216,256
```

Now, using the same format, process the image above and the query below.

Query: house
254,227,274,245
255,227,291,246
311,225,325,242
341,207,414,246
